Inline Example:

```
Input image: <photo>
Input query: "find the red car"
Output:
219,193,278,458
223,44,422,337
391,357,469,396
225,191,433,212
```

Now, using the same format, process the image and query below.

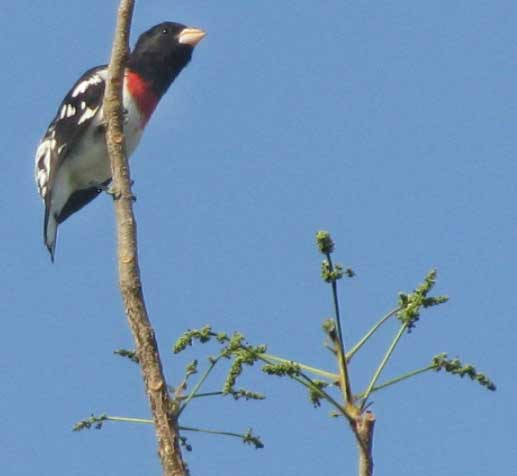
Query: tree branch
355,412,375,476
103,2,186,475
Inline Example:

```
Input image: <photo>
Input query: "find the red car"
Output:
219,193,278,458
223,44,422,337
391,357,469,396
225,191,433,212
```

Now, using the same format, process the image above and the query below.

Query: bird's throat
126,70,159,127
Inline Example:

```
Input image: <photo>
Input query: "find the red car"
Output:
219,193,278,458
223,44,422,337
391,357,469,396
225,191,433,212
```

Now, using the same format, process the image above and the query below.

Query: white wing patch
35,128,57,199
77,106,98,125
71,73,103,98
59,104,77,119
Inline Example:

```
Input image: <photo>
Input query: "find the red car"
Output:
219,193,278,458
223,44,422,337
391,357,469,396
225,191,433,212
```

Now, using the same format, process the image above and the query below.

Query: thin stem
179,426,248,439
357,365,434,397
108,416,153,424
191,391,224,399
178,358,220,416
298,372,350,420
360,324,407,410
107,417,252,442
257,354,349,419
327,254,345,352
327,254,353,403
346,307,400,361
261,353,338,380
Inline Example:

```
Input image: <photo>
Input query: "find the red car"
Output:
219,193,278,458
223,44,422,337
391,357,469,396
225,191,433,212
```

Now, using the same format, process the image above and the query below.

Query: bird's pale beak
178,27,206,46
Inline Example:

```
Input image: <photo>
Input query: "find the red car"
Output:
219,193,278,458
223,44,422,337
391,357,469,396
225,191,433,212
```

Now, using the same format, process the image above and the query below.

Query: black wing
35,65,107,202
56,178,111,223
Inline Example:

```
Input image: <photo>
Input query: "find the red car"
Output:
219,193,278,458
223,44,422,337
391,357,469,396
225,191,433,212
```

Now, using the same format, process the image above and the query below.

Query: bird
35,21,205,261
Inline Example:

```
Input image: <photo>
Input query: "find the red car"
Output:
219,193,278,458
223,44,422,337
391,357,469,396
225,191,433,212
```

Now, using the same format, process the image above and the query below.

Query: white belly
51,88,145,213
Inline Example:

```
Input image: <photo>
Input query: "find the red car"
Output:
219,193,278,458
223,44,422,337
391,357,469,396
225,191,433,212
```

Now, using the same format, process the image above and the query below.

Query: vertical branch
103,2,186,475
355,412,375,476
317,232,375,474
327,253,353,404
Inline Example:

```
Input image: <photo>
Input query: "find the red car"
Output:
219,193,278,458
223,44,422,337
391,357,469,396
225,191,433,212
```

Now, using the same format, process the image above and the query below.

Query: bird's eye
162,28,169,35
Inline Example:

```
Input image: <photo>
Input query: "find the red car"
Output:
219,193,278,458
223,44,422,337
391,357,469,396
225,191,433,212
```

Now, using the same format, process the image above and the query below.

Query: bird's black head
128,22,205,96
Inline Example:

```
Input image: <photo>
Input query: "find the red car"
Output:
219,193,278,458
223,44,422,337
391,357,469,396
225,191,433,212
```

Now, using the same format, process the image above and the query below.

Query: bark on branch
103,2,186,475
355,412,375,476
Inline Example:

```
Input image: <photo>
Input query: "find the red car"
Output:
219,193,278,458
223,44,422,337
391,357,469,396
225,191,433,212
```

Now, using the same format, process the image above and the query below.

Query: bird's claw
95,180,135,201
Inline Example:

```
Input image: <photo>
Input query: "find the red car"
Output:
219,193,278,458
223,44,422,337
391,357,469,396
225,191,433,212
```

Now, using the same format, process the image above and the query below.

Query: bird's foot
96,182,119,199
96,181,136,202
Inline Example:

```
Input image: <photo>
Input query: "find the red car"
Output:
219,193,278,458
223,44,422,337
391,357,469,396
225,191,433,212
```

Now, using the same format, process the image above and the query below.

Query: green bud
316,231,335,254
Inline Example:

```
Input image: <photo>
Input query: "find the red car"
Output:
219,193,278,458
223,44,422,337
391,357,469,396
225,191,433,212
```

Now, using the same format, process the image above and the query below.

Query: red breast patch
126,71,159,127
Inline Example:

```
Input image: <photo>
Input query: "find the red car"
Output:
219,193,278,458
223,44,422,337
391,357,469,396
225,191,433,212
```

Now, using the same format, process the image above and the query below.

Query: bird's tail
44,207,57,262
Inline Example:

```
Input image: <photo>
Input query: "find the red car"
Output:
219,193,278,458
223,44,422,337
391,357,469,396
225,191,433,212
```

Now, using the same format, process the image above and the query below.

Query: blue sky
1,1,514,474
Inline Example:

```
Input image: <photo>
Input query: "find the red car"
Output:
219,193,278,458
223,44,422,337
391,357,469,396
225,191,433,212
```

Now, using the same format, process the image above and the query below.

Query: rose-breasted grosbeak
35,21,205,261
